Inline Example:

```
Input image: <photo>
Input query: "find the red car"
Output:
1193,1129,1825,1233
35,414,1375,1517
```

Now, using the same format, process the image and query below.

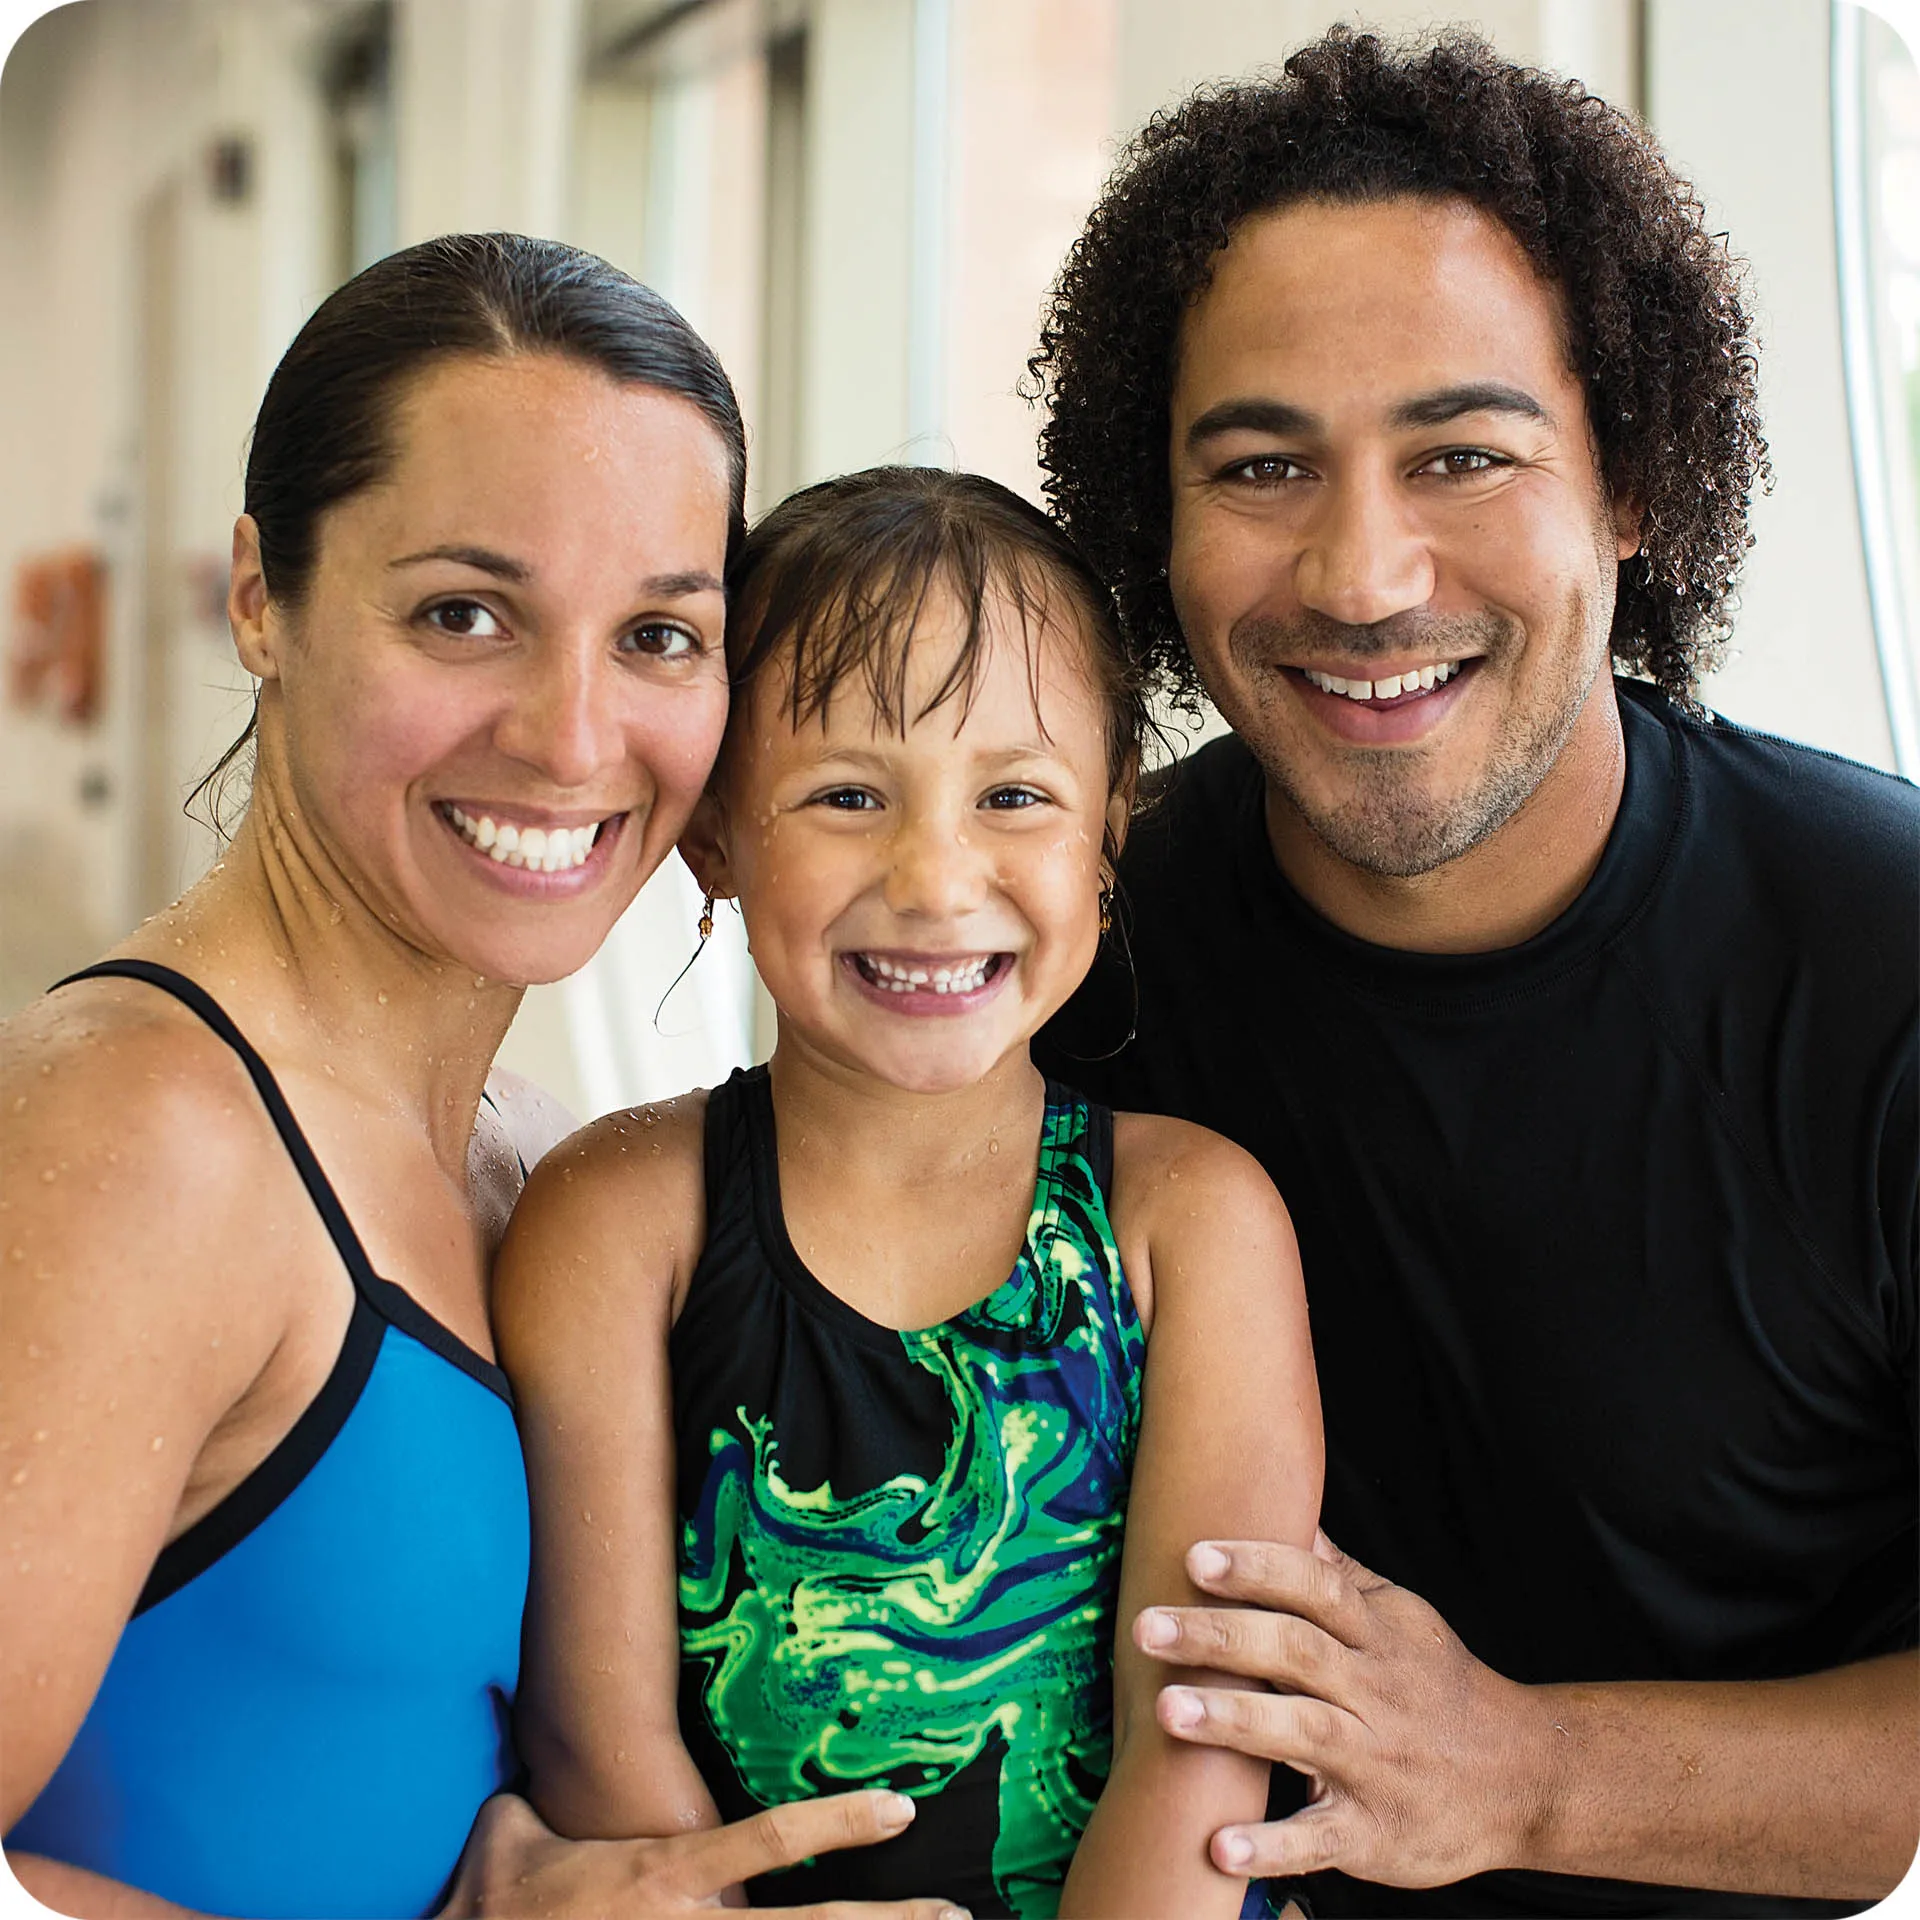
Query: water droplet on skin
31,1431,46,1443
151,1436,164,1451
38,1064,51,1077
987,1139,1000,1155
39,1169,56,1183
11,1096,25,1112
329,908,343,925
377,991,389,1006
9,1468,27,1487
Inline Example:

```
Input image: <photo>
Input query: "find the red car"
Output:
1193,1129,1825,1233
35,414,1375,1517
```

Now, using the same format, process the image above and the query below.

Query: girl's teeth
445,808,601,872
863,954,993,993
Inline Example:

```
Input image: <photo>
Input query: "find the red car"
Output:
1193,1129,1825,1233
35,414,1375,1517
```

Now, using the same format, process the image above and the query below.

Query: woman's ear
678,788,737,901
228,516,280,682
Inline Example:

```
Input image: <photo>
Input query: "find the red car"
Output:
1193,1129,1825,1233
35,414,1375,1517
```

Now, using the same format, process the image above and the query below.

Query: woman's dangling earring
698,889,716,944
1098,876,1114,937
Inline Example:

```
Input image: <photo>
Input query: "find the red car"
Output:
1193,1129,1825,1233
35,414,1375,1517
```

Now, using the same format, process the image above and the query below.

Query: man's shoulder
1631,682,1920,920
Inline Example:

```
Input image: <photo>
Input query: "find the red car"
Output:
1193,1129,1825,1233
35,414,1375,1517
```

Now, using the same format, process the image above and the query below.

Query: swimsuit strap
51,959,381,1295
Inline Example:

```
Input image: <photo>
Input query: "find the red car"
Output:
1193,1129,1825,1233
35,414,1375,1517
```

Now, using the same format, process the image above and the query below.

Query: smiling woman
0,235,945,1920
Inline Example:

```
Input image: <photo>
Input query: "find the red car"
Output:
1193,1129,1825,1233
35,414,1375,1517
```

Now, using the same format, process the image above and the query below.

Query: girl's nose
882,812,987,920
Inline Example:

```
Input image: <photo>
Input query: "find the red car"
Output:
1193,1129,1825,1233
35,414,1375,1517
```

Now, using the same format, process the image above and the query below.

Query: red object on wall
8,549,105,725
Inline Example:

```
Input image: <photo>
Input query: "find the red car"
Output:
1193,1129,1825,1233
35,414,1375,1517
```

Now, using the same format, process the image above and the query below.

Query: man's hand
440,1789,972,1918
1133,1533,1553,1888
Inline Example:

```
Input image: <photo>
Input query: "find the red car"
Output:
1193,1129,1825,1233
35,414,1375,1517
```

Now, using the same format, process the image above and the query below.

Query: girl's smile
685,579,1127,1096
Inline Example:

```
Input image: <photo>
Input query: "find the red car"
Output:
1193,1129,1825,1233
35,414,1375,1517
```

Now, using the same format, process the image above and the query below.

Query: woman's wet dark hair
193,232,745,829
722,466,1151,801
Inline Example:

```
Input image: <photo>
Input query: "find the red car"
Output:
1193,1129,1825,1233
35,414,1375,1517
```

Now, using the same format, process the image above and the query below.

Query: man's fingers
1185,1538,1375,1641
686,1790,918,1888
1158,1681,1360,1766
1211,1804,1356,1880
1135,1602,1347,1695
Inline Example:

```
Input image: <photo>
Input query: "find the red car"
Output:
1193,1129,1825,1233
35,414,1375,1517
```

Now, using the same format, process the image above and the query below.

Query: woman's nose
1293,469,1435,627
495,646,621,791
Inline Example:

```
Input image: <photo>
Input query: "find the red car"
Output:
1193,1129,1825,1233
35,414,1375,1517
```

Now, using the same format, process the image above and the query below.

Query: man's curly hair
1028,26,1769,711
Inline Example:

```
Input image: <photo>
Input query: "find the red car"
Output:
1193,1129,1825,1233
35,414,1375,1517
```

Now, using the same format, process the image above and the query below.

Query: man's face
1167,194,1639,878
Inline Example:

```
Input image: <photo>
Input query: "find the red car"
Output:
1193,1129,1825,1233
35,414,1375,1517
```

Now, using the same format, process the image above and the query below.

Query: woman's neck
123,800,523,1179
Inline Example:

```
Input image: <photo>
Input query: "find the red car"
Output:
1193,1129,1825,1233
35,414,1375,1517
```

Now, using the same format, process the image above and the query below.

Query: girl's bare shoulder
493,1087,712,1336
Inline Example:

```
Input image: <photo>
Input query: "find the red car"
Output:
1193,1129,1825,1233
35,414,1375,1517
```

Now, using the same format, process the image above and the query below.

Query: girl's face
240,351,733,986
692,584,1128,1095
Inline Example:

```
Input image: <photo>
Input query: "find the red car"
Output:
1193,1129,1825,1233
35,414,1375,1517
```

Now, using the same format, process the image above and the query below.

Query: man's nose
496,643,621,791
1293,468,1435,627
883,810,987,920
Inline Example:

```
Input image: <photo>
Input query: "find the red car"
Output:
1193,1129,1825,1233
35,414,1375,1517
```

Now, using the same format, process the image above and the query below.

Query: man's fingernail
1137,1607,1177,1649
878,1790,916,1829
1191,1542,1231,1582
1217,1829,1254,1870
1162,1685,1204,1731
940,1908,973,1920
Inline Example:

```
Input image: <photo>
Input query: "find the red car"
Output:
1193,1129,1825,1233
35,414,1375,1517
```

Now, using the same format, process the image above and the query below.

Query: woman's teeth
857,954,995,995
446,806,601,873
1303,659,1462,701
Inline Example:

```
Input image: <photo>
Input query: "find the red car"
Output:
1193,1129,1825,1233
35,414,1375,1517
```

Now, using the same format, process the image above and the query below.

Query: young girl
494,469,1322,1919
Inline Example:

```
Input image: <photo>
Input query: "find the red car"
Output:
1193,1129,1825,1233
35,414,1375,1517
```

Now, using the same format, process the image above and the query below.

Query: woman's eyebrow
386,546,721,598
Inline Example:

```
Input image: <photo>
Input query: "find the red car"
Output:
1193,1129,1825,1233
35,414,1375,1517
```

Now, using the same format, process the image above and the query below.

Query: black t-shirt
1036,680,1919,1919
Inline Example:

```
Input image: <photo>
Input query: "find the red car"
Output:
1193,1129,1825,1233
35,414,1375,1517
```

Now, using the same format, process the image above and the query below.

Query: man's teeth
861,954,994,995
1303,659,1463,701
447,806,601,873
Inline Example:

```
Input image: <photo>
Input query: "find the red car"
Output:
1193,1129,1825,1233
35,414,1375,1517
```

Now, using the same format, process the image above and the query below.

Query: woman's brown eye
428,600,499,637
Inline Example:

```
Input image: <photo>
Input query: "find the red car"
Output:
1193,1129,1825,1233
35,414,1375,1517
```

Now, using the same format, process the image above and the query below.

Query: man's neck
1263,681,1629,955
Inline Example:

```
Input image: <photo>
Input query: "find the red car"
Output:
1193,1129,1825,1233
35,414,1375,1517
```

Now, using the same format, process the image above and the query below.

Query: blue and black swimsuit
8,961,530,1920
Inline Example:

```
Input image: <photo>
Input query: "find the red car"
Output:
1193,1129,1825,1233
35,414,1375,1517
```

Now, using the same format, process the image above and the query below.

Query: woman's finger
681,1790,919,1891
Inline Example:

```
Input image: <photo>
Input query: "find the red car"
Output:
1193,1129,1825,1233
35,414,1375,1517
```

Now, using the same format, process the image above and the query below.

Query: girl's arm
1059,1116,1323,1920
491,1097,719,1845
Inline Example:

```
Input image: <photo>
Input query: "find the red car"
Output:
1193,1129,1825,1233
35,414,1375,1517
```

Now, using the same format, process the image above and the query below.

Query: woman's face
246,351,733,986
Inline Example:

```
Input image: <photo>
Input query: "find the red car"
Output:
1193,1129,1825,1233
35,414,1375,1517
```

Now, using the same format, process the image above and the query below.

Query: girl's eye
1418,448,1504,478
814,787,880,812
981,785,1046,811
623,622,702,660
424,599,504,638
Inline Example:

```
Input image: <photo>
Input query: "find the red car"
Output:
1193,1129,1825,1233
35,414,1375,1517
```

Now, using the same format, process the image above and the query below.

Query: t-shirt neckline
1225,679,1688,1005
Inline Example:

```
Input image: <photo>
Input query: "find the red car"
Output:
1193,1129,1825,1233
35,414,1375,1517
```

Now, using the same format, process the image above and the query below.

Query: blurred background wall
2,0,1916,1115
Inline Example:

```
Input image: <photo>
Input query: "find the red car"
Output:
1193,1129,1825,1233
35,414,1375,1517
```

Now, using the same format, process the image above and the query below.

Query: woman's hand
441,1790,970,1918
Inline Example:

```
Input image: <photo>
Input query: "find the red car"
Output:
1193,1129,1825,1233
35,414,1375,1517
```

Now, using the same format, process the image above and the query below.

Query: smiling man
1032,27,1919,1920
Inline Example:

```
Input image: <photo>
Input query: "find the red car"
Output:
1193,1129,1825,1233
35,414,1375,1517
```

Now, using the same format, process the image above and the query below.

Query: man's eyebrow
387,546,723,598
1185,398,1322,447
1388,383,1554,430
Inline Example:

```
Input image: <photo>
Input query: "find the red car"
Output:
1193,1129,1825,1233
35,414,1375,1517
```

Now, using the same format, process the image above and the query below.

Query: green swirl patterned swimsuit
672,1066,1143,1918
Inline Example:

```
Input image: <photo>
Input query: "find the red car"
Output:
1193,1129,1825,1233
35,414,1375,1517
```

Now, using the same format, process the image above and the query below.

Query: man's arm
1136,1533,1919,1901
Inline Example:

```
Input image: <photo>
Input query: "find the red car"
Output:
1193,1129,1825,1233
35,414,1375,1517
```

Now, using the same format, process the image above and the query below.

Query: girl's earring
1098,878,1115,936
698,890,716,943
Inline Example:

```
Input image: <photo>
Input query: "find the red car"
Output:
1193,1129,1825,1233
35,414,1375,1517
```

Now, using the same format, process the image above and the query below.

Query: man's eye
624,623,701,660
981,785,1045,811
1224,455,1307,487
424,599,504,638
1419,448,1503,477
814,787,880,812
